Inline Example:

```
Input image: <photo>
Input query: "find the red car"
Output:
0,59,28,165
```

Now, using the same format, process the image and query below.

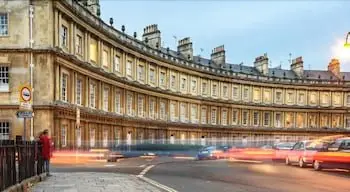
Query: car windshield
203,146,216,151
305,141,328,151
275,142,295,149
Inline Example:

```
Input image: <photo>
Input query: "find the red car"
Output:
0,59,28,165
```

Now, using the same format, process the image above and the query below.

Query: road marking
138,175,178,192
173,157,196,160
228,158,263,164
104,164,116,167
138,165,154,176
139,164,146,168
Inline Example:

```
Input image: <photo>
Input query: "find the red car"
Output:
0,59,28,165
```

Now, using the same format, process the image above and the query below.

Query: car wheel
299,158,306,168
313,160,322,171
285,157,291,165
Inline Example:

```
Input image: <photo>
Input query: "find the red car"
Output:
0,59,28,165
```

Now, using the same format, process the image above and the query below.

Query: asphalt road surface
52,157,350,192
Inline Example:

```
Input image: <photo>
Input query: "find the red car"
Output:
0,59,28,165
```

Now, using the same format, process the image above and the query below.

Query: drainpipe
29,4,34,141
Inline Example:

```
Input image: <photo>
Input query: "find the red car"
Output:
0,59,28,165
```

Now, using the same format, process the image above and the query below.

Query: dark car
313,138,350,171
197,146,231,160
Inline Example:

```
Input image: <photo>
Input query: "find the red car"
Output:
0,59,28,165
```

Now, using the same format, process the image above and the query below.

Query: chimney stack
328,58,340,77
211,45,225,65
291,56,304,77
142,24,161,49
80,0,101,17
254,53,269,75
177,37,193,61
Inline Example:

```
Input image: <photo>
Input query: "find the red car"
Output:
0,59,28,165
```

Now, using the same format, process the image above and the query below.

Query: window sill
0,90,10,93
0,35,10,38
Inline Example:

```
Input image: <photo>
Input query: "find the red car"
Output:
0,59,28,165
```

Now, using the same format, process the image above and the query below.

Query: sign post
18,85,33,142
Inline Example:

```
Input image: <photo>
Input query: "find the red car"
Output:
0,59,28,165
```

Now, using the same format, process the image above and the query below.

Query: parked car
285,140,328,168
273,142,296,162
313,137,350,171
197,146,231,160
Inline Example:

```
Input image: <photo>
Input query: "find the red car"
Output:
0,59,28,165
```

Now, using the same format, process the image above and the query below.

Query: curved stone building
1,0,350,148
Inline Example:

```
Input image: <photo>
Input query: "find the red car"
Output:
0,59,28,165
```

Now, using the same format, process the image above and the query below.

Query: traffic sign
16,111,33,118
19,102,33,111
19,85,32,102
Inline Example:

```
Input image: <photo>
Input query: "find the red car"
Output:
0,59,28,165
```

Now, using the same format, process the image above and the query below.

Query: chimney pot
211,45,225,65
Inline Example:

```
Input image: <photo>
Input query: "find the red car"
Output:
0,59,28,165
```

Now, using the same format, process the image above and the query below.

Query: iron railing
0,140,44,191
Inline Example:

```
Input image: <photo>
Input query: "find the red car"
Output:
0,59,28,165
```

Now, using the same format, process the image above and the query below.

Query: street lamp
344,32,350,48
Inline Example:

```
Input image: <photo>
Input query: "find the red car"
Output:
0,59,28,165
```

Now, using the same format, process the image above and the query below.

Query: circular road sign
20,87,32,102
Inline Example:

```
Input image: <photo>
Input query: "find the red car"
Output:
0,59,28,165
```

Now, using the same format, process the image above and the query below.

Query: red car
313,138,350,171
285,140,328,168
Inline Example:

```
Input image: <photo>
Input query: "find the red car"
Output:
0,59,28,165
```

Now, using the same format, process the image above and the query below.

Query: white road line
173,157,196,160
137,165,178,192
138,165,155,176
138,175,178,192
139,164,146,168
104,164,116,167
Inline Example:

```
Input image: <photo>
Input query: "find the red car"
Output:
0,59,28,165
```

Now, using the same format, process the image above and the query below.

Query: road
51,157,350,192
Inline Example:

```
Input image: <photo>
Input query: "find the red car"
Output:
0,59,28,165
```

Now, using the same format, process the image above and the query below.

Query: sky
100,0,350,71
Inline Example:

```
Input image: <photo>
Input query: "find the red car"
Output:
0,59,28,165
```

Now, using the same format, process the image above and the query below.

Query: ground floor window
103,129,108,148
76,128,81,147
0,121,10,140
114,129,120,147
61,126,67,147
90,128,96,147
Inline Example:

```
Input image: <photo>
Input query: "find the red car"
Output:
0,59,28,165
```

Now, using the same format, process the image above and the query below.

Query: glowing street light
344,32,350,48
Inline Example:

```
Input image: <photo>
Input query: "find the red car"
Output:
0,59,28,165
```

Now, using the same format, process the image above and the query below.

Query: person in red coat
39,129,52,176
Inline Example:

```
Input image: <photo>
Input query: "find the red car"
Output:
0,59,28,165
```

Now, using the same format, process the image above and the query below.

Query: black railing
0,140,45,191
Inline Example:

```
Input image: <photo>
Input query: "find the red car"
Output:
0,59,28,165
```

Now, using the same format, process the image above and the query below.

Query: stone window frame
89,80,97,109
221,108,228,125
0,65,9,92
263,112,270,127
137,63,145,82
126,60,133,77
253,111,259,126
170,101,177,121
126,91,134,116
201,107,207,124
231,109,239,125
114,54,121,73
102,47,110,69
61,24,68,48
211,107,217,125
242,110,249,126
159,99,167,120
75,30,83,56
159,70,166,88
180,102,188,122
222,84,228,99
102,85,110,111
190,104,198,123
61,71,69,102
0,121,11,140
0,12,9,37
149,97,156,119
232,85,239,99
137,94,145,117
114,89,122,114
191,78,197,94
149,66,156,85
75,77,83,106
201,80,208,95
263,88,271,104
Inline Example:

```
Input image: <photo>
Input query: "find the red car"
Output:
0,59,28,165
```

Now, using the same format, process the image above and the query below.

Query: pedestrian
40,129,52,176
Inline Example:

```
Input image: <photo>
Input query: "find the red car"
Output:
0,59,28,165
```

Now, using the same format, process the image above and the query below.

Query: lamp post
344,32,350,48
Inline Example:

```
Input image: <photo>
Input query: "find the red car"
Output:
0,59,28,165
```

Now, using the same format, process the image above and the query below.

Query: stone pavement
31,172,163,192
